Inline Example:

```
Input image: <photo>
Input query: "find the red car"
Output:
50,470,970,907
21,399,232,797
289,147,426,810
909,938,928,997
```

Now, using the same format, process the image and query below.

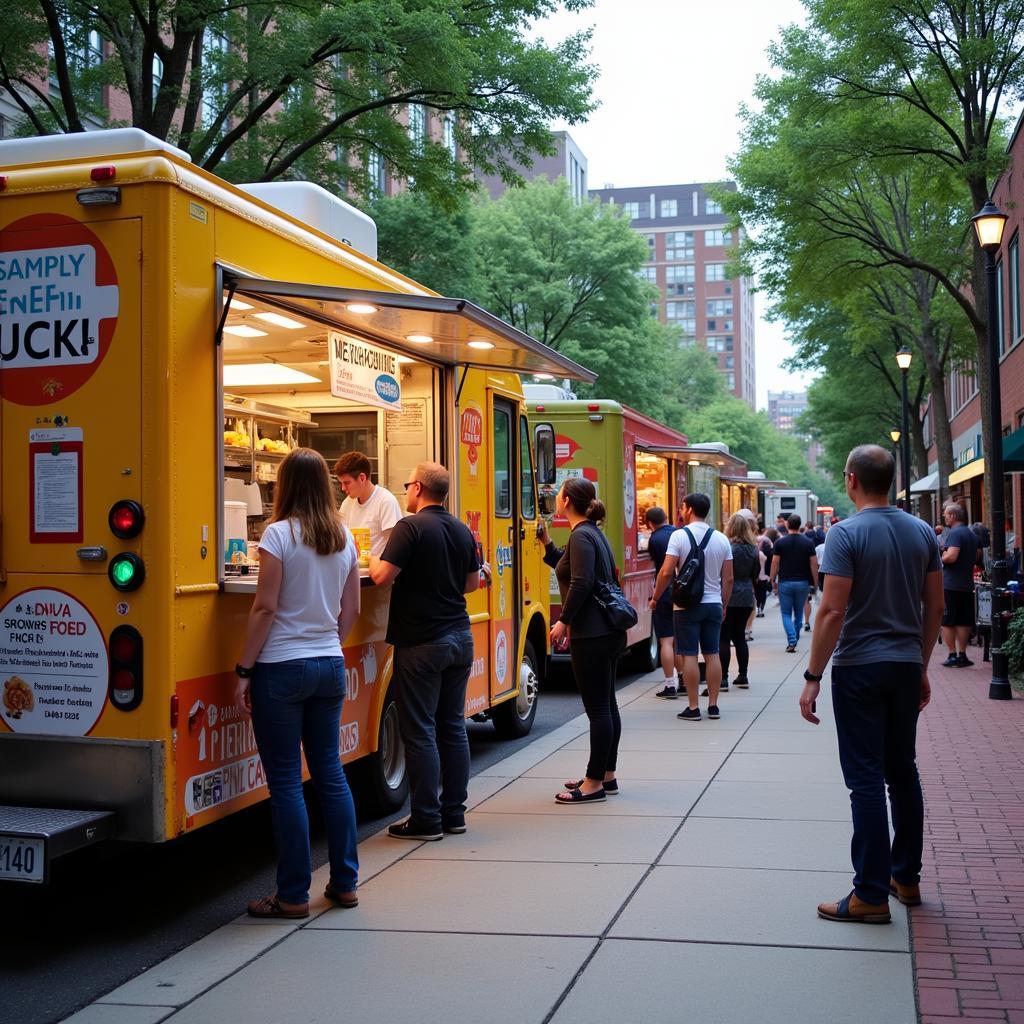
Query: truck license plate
0,836,44,882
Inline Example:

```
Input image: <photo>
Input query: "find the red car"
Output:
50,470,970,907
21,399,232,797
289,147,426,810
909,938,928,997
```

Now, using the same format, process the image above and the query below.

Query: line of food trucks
0,130,791,882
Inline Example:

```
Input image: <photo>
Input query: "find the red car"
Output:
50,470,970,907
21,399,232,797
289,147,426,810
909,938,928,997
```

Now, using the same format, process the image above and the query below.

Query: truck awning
222,273,597,383
637,445,748,472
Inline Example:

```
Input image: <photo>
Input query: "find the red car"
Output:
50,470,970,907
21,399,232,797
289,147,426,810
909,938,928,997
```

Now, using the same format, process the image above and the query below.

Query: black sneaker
804,623,811,632
677,707,702,722
956,653,974,667
707,705,721,720
654,686,678,699
734,676,749,689
388,819,443,841
442,820,467,835
941,654,958,668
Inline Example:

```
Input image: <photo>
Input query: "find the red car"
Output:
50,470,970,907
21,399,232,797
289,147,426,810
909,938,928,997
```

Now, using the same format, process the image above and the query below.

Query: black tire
632,628,659,672
491,639,540,739
353,688,408,816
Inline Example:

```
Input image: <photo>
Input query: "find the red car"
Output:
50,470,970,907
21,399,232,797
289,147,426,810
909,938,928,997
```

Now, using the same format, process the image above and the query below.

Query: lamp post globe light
894,347,913,508
971,199,1011,701
889,429,902,505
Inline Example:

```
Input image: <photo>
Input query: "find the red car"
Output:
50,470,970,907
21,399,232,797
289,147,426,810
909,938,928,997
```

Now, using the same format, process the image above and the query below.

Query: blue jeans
250,656,359,904
393,629,474,829
832,661,924,905
778,580,809,646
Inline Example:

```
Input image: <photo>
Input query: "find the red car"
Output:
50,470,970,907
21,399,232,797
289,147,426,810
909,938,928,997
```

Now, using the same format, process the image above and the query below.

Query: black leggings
719,605,752,680
755,580,770,612
569,631,627,781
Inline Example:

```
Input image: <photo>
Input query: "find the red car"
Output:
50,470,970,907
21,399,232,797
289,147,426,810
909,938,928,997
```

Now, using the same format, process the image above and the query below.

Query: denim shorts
652,603,675,640
673,603,723,656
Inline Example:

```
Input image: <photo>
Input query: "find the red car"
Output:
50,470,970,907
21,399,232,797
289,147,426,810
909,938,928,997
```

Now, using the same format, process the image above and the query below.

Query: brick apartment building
474,130,588,203
921,110,1024,544
587,181,756,408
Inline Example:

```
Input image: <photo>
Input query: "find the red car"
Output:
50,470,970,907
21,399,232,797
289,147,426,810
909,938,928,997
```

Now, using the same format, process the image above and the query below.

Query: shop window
519,417,536,519
494,406,512,517
635,452,670,552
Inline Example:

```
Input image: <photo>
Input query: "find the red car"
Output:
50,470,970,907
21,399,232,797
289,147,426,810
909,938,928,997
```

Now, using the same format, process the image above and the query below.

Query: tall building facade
767,390,808,431
588,182,756,407
473,130,588,202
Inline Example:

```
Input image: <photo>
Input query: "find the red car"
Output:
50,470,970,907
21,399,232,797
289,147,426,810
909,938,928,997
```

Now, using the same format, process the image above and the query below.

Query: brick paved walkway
913,658,1024,1023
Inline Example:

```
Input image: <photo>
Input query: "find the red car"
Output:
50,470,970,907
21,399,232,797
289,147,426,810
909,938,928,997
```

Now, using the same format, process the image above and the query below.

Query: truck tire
491,640,540,739
354,688,408,815
632,628,659,672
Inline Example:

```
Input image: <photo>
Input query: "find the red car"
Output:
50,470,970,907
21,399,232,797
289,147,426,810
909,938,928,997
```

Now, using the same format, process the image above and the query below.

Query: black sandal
564,777,619,794
555,786,606,804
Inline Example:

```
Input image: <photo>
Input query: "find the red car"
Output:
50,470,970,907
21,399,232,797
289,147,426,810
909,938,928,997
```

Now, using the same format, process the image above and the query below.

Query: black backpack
672,526,713,610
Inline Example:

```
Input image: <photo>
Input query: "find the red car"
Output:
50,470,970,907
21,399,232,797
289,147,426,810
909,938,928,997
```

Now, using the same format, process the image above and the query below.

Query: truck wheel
491,640,540,739
633,629,659,672
355,688,408,815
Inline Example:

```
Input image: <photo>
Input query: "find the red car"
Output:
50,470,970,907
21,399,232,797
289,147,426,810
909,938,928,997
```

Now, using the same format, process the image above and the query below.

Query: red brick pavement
912,657,1024,1023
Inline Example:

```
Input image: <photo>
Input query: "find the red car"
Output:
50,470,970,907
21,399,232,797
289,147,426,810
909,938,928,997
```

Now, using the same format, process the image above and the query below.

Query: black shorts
652,604,674,640
943,589,975,628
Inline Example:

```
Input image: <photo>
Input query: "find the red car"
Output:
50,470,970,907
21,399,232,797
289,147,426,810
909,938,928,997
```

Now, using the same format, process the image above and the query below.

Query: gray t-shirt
941,524,978,592
820,508,941,666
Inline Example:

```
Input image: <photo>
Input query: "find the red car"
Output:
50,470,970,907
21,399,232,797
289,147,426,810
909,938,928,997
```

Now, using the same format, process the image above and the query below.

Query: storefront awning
1004,425,1024,472
911,470,939,494
949,458,985,487
221,272,598,382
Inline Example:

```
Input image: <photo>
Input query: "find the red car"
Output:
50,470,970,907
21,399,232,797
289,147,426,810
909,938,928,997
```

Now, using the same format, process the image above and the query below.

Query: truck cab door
488,394,518,699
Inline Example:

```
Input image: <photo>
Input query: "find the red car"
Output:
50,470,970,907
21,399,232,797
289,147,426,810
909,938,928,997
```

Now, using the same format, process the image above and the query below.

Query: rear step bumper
0,806,115,884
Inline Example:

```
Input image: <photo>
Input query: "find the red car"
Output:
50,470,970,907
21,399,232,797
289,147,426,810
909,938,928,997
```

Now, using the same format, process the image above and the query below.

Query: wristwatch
803,669,823,683
235,663,253,678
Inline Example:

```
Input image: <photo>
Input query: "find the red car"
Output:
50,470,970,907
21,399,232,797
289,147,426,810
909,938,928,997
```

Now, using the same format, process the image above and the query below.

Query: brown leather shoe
324,882,359,909
247,893,309,919
817,891,891,924
889,878,922,906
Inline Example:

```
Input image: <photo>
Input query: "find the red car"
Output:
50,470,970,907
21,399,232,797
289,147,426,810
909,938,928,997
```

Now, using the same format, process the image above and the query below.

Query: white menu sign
328,331,402,412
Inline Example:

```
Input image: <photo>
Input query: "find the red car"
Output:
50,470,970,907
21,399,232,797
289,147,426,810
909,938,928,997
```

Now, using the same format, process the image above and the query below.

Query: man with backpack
650,492,733,721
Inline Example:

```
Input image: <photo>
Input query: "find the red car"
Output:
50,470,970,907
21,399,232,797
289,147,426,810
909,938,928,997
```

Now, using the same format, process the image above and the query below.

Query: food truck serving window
635,451,670,552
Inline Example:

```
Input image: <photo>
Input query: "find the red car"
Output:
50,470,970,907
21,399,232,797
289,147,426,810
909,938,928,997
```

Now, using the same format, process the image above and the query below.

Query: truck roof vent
0,127,190,168
237,182,377,259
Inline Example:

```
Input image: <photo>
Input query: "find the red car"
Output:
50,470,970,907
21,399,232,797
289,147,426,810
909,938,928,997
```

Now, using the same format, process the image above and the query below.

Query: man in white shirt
333,451,402,557
650,492,733,722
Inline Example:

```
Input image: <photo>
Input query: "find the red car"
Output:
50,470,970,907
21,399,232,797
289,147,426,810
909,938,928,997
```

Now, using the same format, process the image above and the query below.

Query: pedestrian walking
370,462,482,839
769,514,819,652
541,477,628,803
754,524,773,617
644,507,682,699
939,502,978,668
738,508,760,641
234,448,362,919
334,450,403,556
800,444,942,923
651,492,733,722
803,525,818,633
718,512,760,690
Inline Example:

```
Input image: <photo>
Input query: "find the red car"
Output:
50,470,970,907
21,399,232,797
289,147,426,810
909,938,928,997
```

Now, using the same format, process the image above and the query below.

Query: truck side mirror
538,485,557,517
534,423,556,486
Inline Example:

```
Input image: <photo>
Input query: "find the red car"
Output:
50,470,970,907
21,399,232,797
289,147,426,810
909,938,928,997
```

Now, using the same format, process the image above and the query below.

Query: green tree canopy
1,0,597,205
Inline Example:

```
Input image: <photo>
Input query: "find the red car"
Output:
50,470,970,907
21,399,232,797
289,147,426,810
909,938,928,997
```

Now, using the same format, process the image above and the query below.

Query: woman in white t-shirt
234,448,361,919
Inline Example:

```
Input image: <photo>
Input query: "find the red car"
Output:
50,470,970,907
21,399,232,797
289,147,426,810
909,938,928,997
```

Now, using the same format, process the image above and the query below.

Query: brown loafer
324,882,359,909
889,878,922,906
817,891,891,924
247,894,310,919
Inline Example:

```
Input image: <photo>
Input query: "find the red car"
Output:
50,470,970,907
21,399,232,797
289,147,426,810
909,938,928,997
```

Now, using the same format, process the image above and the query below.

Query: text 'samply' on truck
523,394,713,671
0,128,596,883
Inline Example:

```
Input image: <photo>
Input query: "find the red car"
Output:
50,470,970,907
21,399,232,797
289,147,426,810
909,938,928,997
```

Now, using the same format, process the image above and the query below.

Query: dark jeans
719,605,752,680
393,628,474,829
755,580,770,612
250,656,359,904
831,661,924,905
570,631,627,781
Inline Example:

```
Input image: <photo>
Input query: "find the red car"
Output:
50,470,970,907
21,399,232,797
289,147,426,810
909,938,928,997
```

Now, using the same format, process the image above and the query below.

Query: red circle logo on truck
0,214,119,406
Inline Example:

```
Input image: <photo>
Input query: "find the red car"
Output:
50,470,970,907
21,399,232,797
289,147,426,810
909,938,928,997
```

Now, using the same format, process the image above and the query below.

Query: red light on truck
109,500,145,539
170,694,179,729
90,165,116,181
535,405,545,412
108,625,143,711
587,403,599,411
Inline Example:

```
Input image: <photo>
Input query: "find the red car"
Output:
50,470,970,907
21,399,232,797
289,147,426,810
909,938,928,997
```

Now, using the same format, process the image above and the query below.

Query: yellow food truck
0,129,593,882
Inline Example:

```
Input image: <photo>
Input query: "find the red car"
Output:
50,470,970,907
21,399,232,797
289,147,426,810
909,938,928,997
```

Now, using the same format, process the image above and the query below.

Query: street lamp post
972,199,1011,701
895,347,913,509
889,429,902,505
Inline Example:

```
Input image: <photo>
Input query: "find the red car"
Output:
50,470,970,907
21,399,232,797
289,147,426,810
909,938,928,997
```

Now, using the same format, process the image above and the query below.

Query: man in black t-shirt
769,514,819,652
370,461,482,841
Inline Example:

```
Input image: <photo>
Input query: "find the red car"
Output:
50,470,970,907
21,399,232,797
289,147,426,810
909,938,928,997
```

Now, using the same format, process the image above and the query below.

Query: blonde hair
272,448,347,555
726,512,757,546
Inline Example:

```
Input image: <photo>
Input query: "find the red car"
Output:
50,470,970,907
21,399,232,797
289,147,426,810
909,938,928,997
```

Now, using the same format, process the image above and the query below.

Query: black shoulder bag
586,527,639,632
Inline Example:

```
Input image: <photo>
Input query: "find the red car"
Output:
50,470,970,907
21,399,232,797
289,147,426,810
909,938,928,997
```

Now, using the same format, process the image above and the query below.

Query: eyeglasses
403,480,420,491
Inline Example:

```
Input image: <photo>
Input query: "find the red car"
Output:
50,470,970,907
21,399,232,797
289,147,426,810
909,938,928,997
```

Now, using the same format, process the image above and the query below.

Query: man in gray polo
800,445,943,923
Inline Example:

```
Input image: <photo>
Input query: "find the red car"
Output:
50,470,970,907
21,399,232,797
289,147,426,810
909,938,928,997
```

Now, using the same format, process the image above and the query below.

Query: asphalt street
4,667,640,1024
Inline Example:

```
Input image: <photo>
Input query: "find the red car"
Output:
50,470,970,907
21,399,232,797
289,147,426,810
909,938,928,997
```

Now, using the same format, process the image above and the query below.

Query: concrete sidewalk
63,637,917,1024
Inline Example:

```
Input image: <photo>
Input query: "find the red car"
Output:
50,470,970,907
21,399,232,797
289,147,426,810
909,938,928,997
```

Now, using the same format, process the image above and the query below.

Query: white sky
537,0,813,409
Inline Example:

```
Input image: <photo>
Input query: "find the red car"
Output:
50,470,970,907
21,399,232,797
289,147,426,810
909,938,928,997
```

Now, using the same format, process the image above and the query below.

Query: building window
621,201,649,220
725,336,734,351
726,372,736,389
706,197,722,215
660,199,677,218
725,355,734,369
367,150,387,196
665,231,695,261
201,30,229,129
666,301,696,321
640,233,656,261
408,104,427,150
443,113,458,159
707,299,734,317
704,229,733,247
705,263,726,282
1011,233,1021,345
665,264,695,296
998,257,1006,355
637,266,657,284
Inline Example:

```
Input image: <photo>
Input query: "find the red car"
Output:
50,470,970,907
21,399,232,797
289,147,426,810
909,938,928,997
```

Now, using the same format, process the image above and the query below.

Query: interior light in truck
346,302,378,314
253,312,306,330
405,333,434,344
229,298,255,311
222,324,268,338
223,363,321,387
533,373,555,380
467,339,495,350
